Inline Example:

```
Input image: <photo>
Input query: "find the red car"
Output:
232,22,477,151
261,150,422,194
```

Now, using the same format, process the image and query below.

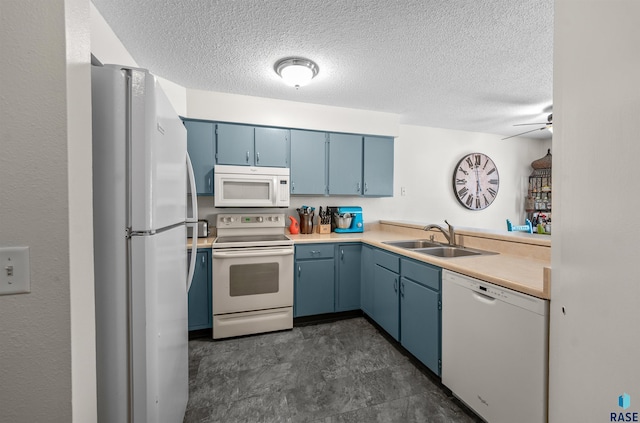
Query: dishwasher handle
472,290,497,304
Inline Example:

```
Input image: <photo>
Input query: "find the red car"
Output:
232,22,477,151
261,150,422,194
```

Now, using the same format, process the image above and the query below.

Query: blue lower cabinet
360,244,375,315
336,244,361,312
295,259,335,317
294,244,335,317
373,264,400,341
399,258,442,375
187,249,212,331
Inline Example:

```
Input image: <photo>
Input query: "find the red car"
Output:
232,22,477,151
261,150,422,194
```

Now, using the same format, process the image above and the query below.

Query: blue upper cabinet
216,123,289,167
215,123,255,165
184,119,215,195
363,136,394,197
328,133,363,195
290,129,327,195
254,127,289,167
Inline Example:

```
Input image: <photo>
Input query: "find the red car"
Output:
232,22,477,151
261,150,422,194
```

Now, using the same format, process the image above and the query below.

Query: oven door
212,246,294,314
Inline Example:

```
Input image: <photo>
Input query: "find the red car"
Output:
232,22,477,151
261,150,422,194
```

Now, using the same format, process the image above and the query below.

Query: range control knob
273,216,280,222
256,216,264,223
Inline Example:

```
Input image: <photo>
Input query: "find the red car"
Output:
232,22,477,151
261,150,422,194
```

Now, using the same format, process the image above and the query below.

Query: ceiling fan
502,113,553,140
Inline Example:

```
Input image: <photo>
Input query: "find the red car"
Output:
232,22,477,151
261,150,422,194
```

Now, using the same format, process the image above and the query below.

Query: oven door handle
212,248,294,259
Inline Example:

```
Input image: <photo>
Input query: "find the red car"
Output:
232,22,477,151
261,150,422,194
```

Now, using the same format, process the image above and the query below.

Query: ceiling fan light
275,58,319,88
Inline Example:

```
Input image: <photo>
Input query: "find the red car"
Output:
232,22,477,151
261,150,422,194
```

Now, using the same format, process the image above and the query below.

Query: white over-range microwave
214,165,290,207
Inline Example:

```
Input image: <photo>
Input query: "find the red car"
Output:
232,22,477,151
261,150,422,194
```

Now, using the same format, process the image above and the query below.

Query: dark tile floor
184,317,481,423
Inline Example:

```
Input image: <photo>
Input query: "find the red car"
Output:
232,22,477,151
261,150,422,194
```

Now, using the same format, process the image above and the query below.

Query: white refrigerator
92,64,198,423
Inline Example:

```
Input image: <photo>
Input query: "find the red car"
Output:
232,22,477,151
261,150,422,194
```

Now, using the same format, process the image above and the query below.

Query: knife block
316,224,331,234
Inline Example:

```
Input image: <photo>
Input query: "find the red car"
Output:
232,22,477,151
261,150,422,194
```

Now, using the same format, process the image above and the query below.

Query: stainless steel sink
382,239,442,249
383,239,497,258
414,246,486,258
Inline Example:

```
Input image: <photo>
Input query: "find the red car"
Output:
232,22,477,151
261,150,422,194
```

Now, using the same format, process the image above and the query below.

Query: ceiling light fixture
274,57,319,89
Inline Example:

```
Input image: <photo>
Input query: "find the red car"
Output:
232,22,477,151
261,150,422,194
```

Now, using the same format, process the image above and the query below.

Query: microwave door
215,175,276,207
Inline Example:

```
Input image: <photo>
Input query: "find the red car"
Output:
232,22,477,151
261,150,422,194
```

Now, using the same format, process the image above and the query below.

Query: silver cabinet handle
208,176,212,189
201,255,205,264
400,281,405,297
364,182,368,193
246,151,250,163
256,152,260,164
356,182,361,192
291,181,295,192
393,278,398,292
298,265,301,277
341,249,344,260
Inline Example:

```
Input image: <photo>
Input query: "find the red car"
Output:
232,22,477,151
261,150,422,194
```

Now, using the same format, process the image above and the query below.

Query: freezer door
130,225,188,423
129,68,187,231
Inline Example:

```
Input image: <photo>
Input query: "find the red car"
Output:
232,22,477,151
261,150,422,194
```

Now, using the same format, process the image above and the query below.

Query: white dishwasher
442,270,549,423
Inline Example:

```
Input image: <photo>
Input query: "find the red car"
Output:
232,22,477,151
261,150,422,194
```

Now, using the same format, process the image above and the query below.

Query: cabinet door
184,120,215,195
295,259,335,317
360,245,374,315
216,123,254,165
328,133,363,195
336,244,361,312
187,250,212,330
400,277,440,375
290,129,327,195
373,265,400,340
254,127,289,167
363,136,394,197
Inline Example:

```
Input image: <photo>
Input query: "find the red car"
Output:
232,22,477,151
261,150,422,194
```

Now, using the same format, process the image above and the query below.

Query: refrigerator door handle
186,151,198,223
186,152,199,291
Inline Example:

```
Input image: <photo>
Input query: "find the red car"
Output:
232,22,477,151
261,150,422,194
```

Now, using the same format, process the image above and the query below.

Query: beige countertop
190,220,551,300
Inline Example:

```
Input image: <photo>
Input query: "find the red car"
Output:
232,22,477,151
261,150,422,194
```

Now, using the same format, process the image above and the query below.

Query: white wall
0,0,95,421
187,89,400,137
549,1,640,421
90,2,187,116
66,0,97,421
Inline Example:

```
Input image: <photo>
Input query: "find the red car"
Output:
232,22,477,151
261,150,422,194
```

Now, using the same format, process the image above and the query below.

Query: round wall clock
452,153,499,210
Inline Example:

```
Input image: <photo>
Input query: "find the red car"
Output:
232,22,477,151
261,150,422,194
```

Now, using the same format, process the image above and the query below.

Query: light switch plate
0,247,31,295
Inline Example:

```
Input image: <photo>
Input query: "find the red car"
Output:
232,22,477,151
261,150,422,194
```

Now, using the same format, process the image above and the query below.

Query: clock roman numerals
475,154,481,166
489,179,498,185
487,167,496,175
488,187,497,197
458,166,468,176
465,157,474,168
456,178,466,185
465,195,474,207
458,187,469,198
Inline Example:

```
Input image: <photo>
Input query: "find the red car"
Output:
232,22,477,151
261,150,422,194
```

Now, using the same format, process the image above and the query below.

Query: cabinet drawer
401,258,440,291
296,244,335,259
374,249,400,273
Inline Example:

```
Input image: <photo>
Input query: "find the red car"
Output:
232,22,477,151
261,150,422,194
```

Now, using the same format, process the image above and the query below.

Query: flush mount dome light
274,58,319,88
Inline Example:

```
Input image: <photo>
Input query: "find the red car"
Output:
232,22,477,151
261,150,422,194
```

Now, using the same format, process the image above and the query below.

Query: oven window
229,263,279,296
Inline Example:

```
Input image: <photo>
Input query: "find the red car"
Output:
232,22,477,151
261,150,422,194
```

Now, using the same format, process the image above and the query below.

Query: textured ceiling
92,0,553,139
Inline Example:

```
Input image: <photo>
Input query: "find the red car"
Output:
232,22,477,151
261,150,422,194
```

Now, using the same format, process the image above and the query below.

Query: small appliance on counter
187,219,210,238
329,206,364,233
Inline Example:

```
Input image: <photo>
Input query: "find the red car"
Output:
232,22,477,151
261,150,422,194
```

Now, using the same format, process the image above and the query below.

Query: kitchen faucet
423,220,456,246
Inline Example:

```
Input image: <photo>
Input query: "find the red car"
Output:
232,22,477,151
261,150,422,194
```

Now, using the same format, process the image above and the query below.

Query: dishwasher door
441,270,549,423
